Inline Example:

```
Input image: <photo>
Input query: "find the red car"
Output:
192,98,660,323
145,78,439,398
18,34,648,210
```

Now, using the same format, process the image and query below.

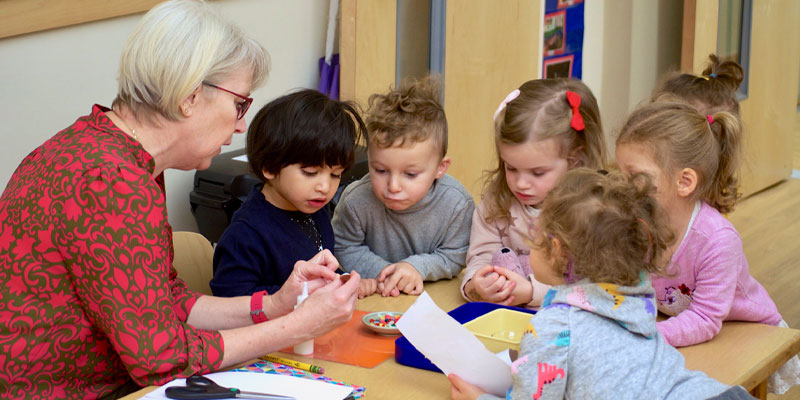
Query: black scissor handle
165,375,241,399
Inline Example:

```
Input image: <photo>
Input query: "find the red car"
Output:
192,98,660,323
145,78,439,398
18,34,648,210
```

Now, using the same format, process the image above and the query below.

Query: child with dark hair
332,76,475,298
211,89,366,297
449,168,754,400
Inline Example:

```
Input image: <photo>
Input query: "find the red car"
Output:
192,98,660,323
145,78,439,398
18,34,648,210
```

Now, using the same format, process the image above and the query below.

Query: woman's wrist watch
250,290,269,324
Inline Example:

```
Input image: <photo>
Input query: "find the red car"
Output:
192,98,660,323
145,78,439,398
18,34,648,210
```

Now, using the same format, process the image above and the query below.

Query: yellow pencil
260,354,325,374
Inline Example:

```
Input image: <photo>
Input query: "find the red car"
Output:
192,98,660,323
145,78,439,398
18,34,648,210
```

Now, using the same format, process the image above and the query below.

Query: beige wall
0,0,329,232
582,0,683,160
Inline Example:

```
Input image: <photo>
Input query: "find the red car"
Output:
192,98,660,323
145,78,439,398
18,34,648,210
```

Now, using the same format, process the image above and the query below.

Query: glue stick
293,282,314,355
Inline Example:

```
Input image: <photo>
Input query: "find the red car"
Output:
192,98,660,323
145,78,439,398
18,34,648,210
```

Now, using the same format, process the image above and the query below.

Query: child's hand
377,262,423,296
358,278,378,299
376,281,400,297
494,266,533,306
448,374,486,400
466,265,516,304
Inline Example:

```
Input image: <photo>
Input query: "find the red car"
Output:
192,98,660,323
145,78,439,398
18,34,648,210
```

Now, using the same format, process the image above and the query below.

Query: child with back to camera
615,101,799,394
332,76,475,298
461,78,607,308
653,53,744,116
449,168,755,400
210,89,366,297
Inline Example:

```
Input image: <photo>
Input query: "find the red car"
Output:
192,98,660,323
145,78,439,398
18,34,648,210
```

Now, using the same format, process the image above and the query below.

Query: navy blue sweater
210,185,334,296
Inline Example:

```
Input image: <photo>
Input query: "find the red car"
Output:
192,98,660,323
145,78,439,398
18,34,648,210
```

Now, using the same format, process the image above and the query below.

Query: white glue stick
293,282,314,355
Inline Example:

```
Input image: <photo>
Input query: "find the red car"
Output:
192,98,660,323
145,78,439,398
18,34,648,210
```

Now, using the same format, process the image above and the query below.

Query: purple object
394,302,536,373
318,54,340,100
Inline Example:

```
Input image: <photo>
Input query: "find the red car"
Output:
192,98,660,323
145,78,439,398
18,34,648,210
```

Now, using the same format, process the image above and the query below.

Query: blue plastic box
394,302,536,373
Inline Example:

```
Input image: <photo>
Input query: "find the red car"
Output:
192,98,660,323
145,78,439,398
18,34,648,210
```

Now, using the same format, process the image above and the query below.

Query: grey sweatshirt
479,275,733,400
331,173,474,280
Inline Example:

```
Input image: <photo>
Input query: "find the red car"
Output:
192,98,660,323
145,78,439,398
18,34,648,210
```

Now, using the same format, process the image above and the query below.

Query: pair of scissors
165,374,296,400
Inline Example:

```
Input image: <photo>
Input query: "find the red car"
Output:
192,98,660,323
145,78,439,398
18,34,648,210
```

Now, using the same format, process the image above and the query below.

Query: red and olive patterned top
0,105,224,399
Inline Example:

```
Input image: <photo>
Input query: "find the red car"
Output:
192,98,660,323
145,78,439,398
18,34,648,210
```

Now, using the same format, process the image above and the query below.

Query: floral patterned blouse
0,105,224,399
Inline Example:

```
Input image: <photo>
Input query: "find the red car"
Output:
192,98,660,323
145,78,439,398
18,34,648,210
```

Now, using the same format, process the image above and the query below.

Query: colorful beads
367,313,401,328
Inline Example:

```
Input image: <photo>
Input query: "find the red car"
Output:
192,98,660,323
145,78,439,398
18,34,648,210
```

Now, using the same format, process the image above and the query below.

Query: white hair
114,0,269,121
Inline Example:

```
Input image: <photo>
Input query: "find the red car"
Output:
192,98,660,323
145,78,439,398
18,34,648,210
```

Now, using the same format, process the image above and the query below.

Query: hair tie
493,89,521,121
564,257,578,283
709,73,717,78
706,114,714,125
565,91,585,131
637,218,653,263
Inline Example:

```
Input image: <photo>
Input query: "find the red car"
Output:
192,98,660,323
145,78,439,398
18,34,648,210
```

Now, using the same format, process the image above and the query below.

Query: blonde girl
461,78,607,307
616,101,798,394
450,169,747,400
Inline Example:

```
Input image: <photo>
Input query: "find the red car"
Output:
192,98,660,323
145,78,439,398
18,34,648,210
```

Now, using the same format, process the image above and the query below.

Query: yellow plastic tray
463,308,533,353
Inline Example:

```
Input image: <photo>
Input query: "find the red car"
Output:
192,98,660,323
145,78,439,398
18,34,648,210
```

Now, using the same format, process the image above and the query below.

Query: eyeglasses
204,83,253,120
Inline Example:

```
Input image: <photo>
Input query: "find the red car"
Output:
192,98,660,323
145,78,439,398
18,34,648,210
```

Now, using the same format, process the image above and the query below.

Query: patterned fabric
0,105,224,399
653,201,781,347
478,277,731,400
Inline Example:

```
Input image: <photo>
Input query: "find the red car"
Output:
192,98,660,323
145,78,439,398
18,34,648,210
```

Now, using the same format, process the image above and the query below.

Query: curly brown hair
483,78,607,223
365,75,447,157
533,168,674,286
653,54,744,116
616,101,742,214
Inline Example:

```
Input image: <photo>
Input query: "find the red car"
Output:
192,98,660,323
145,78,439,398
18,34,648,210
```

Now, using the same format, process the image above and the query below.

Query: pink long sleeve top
461,198,551,307
654,201,781,347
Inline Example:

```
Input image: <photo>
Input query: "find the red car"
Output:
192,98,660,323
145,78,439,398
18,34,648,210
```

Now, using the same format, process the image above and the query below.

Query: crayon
260,354,325,374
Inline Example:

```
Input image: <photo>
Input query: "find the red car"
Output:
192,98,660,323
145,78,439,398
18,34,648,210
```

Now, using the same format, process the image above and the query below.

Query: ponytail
705,111,742,214
617,102,743,214
653,54,743,116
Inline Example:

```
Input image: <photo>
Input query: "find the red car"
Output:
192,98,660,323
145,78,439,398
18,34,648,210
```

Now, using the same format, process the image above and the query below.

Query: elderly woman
0,1,360,398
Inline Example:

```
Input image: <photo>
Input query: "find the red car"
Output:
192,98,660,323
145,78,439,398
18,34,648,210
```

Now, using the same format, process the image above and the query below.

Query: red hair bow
566,91,585,131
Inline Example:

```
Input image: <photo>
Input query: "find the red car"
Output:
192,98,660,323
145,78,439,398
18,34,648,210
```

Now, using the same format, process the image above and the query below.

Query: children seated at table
461,78,607,308
616,100,799,394
210,89,366,296
332,76,475,298
448,168,755,400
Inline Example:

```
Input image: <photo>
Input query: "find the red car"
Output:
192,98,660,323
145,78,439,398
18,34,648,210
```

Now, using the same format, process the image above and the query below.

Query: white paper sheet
233,154,248,162
396,291,512,396
140,370,353,400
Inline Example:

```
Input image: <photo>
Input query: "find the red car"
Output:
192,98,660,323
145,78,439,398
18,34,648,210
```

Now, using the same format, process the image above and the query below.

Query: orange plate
283,310,397,368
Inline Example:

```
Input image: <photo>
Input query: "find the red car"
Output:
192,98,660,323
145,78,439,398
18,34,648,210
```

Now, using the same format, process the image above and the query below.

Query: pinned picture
543,10,566,56
543,55,574,79
557,0,584,9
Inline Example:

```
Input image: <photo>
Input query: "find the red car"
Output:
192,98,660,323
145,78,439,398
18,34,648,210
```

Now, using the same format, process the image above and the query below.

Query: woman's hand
289,270,361,340
448,374,486,400
271,249,341,315
465,265,516,304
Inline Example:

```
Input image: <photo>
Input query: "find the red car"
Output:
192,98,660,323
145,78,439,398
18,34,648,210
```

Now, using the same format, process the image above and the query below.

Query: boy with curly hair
332,77,475,298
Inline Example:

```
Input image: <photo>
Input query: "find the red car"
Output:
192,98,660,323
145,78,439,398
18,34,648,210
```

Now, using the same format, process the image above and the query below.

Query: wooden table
123,277,800,399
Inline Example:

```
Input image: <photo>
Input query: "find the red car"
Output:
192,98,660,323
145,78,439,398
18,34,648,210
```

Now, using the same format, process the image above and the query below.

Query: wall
443,0,543,197
0,0,328,232
582,0,683,160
